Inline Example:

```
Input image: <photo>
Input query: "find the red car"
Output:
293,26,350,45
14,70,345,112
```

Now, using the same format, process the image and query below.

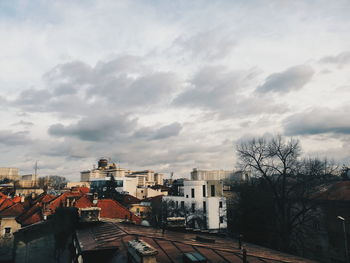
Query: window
4,227,11,235
186,195,189,198
211,185,215,197
202,185,206,197
191,188,195,198
176,201,178,209
220,216,224,224
203,201,206,213
181,201,185,209
219,201,223,208
136,208,140,213
191,203,195,213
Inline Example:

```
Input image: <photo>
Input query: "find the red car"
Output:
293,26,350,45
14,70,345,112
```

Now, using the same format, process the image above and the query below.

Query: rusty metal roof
75,219,316,263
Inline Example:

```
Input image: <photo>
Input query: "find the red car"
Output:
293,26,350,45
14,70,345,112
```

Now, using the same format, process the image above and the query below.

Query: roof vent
127,238,158,263
183,252,207,263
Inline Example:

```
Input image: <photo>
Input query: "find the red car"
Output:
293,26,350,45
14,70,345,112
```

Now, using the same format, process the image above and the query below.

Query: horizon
1,1,350,181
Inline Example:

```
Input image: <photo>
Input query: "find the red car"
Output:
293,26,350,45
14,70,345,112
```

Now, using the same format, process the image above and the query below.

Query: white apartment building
163,180,227,231
90,176,138,197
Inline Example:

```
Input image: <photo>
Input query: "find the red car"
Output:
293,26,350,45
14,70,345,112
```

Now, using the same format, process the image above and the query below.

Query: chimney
92,192,98,205
127,239,158,263
79,207,101,222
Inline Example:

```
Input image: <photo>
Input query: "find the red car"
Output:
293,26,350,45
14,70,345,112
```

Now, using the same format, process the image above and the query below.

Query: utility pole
337,216,349,263
34,161,38,188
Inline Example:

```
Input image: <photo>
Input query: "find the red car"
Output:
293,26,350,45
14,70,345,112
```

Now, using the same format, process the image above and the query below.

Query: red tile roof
0,203,24,217
0,192,7,198
20,211,42,226
12,196,22,203
71,186,90,194
97,199,141,224
74,195,93,209
16,203,42,226
0,198,15,211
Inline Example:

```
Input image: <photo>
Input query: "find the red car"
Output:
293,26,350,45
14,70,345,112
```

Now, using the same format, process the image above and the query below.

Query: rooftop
75,219,316,263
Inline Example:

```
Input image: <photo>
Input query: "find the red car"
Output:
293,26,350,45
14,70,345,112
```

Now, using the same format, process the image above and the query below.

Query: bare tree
236,135,339,251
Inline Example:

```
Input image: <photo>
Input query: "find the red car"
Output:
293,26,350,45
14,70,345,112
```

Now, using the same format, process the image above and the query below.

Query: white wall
163,180,227,231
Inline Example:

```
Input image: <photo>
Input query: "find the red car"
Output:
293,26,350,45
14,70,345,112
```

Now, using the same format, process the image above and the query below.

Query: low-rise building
163,180,227,231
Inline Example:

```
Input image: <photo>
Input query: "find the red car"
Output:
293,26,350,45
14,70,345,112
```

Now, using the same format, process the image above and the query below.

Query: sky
1,0,350,181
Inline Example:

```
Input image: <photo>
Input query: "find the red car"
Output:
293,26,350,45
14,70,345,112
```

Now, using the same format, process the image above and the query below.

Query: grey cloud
14,89,52,107
12,120,34,127
256,65,314,94
173,66,246,109
173,66,284,117
319,51,350,67
0,130,31,145
48,113,137,141
12,56,180,117
134,122,182,140
284,107,350,135
173,29,237,60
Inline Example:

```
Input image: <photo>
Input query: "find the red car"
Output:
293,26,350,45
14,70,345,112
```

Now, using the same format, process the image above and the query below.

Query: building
80,159,127,182
191,168,249,181
136,187,166,200
163,180,227,231
90,176,138,197
0,167,20,181
294,181,350,263
18,174,38,188
0,199,24,261
130,170,164,187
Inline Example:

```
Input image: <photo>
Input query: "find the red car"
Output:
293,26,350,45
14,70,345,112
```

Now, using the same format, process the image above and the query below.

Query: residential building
0,167,19,181
136,187,166,200
80,159,126,182
294,181,350,263
18,174,38,188
130,170,164,187
0,198,24,261
90,176,138,197
163,180,227,231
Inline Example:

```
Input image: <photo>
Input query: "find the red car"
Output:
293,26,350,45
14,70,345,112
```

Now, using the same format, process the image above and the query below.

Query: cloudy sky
1,0,350,180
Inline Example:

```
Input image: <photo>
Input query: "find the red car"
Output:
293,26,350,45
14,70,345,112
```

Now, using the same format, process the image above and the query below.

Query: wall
136,188,163,200
0,217,22,261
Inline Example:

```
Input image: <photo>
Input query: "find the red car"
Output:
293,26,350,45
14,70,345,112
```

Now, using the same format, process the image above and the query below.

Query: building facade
163,180,227,231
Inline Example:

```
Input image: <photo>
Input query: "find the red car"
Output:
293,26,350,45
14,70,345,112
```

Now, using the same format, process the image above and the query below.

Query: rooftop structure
191,168,249,181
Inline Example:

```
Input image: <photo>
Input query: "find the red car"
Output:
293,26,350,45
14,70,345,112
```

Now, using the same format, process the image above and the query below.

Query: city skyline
0,1,350,181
